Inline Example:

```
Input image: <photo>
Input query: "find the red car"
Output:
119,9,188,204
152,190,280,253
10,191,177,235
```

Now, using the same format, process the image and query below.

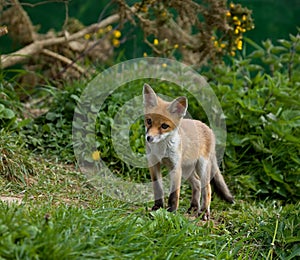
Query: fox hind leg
196,158,212,220
200,183,211,220
187,173,201,215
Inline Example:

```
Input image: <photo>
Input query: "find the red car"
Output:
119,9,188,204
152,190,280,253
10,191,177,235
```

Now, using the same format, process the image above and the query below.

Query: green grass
1,31,299,260
0,159,299,260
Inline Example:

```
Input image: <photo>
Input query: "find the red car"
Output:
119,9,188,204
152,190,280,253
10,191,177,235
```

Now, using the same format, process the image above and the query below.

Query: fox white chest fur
146,128,181,168
143,83,233,220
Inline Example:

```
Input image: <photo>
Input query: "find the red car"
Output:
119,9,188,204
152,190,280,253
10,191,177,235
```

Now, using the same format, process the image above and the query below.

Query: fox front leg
167,166,182,212
149,163,164,210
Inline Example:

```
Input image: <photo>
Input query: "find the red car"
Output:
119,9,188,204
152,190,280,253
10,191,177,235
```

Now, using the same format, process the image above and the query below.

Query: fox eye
146,118,152,125
161,123,169,129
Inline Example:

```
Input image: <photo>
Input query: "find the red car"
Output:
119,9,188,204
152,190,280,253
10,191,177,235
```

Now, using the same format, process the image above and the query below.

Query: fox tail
211,159,234,203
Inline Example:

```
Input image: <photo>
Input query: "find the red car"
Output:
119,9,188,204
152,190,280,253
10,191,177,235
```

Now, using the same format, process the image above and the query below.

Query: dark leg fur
167,189,180,212
152,199,164,211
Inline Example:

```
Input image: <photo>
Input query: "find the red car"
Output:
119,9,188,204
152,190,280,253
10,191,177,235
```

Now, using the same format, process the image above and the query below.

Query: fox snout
145,132,166,143
146,135,154,143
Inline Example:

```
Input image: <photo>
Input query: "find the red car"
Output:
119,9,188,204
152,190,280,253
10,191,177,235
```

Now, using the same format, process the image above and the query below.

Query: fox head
143,83,188,143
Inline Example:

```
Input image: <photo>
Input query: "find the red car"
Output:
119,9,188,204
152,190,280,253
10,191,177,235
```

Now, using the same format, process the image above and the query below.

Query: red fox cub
143,83,233,220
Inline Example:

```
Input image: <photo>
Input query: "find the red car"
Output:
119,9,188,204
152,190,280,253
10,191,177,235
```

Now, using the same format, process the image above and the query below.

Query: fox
143,83,234,220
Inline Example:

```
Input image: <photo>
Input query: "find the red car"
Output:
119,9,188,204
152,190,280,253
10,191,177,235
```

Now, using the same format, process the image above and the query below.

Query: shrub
206,32,300,201
23,82,85,162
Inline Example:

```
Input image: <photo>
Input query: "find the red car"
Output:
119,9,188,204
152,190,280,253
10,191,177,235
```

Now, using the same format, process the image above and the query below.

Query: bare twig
62,0,69,30
19,0,68,8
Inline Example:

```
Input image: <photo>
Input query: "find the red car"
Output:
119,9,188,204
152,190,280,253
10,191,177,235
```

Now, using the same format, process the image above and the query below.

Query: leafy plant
23,82,85,162
0,74,20,129
0,130,35,184
205,31,300,201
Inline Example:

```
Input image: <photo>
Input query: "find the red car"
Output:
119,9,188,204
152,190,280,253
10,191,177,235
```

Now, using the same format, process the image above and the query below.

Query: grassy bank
0,160,299,259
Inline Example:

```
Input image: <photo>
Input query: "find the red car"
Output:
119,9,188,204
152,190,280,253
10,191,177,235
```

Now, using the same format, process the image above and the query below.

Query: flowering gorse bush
117,0,254,66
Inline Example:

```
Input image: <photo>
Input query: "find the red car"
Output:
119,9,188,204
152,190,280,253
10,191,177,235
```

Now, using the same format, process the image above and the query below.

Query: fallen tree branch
41,48,87,75
0,26,8,37
1,41,43,68
0,12,123,69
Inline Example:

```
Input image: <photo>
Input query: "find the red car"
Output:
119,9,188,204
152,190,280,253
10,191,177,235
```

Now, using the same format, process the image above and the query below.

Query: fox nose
146,135,154,143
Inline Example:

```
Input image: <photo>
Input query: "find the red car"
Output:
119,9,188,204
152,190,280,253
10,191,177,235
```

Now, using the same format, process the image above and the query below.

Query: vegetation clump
0,1,299,259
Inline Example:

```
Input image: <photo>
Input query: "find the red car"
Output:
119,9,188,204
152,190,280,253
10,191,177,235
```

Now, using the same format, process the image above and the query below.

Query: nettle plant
206,31,300,201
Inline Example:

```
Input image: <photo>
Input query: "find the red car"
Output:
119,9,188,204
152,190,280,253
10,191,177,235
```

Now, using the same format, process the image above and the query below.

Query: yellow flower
143,52,148,57
106,25,112,32
230,51,236,56
84,34,91,40
220,43,226,48
235,20,241,26
237,40,243,50
234,28,239,34
214,41,219,47
113,30,121,38
242,15,247,21
162,63,167,68
230,3,235,9
153,38,159,45
174,44,179,49
112,38,120,47
226,11,231,17
98,28,104,34
141,6,148,12
92,150,100,161
232,16,238,21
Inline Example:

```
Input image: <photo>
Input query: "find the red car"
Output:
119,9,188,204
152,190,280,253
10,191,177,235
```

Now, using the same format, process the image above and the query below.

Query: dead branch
0,12,121,69
0,26,8,37
41,48,87,75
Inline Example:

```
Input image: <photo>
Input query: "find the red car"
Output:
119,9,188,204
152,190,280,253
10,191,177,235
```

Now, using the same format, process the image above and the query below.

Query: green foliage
27,31,300,200
0,76,20,129
0,32,300,258
0,74,36,185
205,32,300,201
23,83,85,162
92,80,172,182
0,131,35,184
1,3,299,259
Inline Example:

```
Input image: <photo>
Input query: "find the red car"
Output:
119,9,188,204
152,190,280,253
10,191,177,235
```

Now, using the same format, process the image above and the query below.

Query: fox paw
198,210,210,221
187,206,199,214
151,205,163,211
167,206,177,212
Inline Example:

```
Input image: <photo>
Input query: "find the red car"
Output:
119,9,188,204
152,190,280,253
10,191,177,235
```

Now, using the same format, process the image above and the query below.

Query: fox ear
168,96,188,117
143,83,158,108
